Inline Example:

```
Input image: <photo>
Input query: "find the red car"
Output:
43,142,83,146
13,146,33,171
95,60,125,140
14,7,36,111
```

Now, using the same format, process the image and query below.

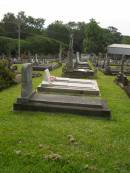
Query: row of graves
93,44,130,76
92,44,130,97
13,36,111,119
12,53,62,71
31,54,61,71
111,44,130,97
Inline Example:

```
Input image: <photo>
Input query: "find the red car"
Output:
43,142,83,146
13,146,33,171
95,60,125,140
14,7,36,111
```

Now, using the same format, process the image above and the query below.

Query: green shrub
0,35,67,56
0,60,16,90
27,35,67,55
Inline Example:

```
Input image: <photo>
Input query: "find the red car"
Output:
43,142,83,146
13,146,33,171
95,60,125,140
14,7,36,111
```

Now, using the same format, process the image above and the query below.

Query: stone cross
21,63,32,98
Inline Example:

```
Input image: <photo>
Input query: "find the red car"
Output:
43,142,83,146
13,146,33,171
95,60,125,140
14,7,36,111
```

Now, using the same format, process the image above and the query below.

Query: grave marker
21,63,32,98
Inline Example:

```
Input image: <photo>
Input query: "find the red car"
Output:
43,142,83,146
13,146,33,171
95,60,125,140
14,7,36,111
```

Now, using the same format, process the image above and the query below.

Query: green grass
0,67,130,173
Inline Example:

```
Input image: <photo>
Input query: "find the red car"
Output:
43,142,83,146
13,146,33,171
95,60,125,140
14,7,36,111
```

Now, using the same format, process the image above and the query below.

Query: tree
73,22,86,52
83,19,122,54
107,26,122,43
122,35,130,44
2,12,18,38
1,11,46,39
66,21,86,53
0,36,17,56
27,35,66,55
83,19,104,54
26,15,45,35
47,21,70,44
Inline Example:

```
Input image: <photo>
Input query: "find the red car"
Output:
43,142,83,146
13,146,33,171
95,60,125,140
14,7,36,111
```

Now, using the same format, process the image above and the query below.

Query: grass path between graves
0,67,130,173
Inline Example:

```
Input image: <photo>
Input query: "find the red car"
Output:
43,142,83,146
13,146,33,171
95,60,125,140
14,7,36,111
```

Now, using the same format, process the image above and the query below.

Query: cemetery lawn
0,67,130,173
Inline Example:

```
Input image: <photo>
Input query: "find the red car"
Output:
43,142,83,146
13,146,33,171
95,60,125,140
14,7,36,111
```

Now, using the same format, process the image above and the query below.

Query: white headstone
31,58,34,63
44,69,51,82
35,54,39,63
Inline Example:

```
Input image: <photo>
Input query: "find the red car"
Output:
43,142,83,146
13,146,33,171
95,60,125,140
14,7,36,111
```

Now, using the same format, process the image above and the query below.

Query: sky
0,0,130,35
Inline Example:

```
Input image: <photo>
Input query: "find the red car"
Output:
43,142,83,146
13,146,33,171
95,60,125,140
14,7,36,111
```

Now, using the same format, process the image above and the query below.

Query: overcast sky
0,0,130,35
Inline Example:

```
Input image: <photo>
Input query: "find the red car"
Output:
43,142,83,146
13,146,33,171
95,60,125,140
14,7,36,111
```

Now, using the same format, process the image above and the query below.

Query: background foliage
0,12,129,57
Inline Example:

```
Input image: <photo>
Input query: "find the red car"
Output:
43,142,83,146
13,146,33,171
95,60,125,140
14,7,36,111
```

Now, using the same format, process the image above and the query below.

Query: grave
31,54,61,71
13,63,111,118
108,44,130,96
37,69,99,96
75,52,89,66
62,36,95,78
32,63,61,71
99,44,130,75
80,54,90,62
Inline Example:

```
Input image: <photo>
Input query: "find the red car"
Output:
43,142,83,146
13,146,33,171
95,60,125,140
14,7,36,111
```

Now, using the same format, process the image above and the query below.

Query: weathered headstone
35,54,39,64
66,34,74,70
44,69,51,82
76,52,88,66
59,44,62,63
31,58,34,63
21,63,32,98
76,52,80,64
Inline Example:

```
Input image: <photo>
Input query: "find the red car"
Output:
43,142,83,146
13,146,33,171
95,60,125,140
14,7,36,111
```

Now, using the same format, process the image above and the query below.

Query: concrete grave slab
14,92,111,118
42,69,100,95
44,69,91,83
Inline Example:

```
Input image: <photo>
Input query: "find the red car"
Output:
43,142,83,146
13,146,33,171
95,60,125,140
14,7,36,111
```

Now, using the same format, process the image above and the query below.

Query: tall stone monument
58,43,62,63
62,34,74,74
76,52,80,64
66,34,74,70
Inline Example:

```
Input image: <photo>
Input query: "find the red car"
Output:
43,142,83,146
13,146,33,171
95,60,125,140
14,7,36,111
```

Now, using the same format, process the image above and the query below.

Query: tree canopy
83,19,122,55
0,12,128,57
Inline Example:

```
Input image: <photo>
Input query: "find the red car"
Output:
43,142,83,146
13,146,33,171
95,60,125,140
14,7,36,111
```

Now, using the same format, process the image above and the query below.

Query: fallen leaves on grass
67,135,78,145
84,164,97,171
38,144,44,149
44,152,62,161
14,150,22,155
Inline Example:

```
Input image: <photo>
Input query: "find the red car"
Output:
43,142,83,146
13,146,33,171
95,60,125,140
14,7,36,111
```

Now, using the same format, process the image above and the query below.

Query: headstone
35,54,39,63
44,69,51,82
76,52,80,63
21,63,32,98
31,58,34,63
67,34,74,68
59,44,62,63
